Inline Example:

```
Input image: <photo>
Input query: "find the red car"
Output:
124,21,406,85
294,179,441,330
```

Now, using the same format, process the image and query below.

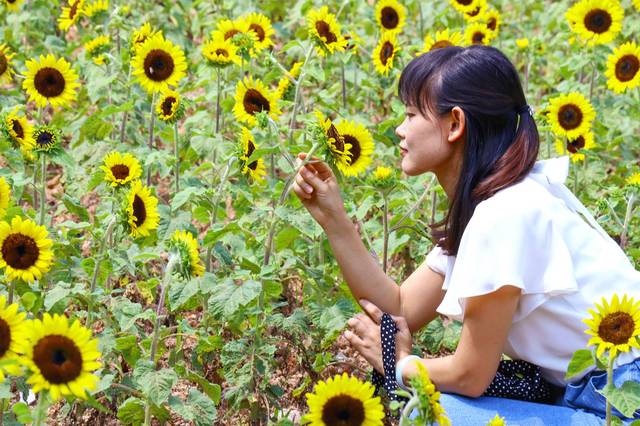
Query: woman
292,45,640,424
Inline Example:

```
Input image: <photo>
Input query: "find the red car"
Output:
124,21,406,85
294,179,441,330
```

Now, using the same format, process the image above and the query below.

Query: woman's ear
447,106,466,143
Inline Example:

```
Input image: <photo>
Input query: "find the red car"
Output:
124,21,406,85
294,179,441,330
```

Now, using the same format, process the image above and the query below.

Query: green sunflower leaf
599,381,640,418
565,349,595,380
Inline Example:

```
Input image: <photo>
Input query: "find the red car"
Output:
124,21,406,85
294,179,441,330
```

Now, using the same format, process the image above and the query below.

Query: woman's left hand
344,299,413,374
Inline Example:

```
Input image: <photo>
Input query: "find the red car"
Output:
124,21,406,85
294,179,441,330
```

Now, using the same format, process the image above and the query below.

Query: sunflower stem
87,216,117,325
341,62,347,111
173,122,180,194
605,355,614,426
206,157,235,271
32,159,38,210
620,192,636,249
287,43,315,145
382,193,390,273
33,391,49,426
279,141,320,205
119,67,133,145
7,282,14,304
146,92,157,186
399,394,420,426
39,154,46,226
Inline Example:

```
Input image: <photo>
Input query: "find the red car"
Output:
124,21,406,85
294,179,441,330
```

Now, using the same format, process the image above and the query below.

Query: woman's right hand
292,153,347,230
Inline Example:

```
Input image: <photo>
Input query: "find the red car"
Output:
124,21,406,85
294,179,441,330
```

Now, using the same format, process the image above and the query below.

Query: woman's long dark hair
398,45,539,256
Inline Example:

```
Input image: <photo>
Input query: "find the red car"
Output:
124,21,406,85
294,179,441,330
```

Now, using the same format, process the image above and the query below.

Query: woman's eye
405,113,415,118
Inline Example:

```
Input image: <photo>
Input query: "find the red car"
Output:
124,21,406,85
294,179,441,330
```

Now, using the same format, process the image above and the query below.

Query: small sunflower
566,0,623,46
58,0,85,32
131,33,187,94
23,54,80,109
126,181,159,238
605,41,640,94
626,173,640,187
0,295,28,382
211,18,250,42
243,12,275,52
82,0,108,18
33,126,61,153
547,92,595,140
131,22,159,52
84,35,110,65
464,22,495,45
554,131,595,163
486,414,506,426
276,61,303,99
516,38,529,49
373,31,400,76
0,44,15,84
450,0,484,14
0,216,53,283
155,89,185,123
3,0,23,11
3,109,35,155
233,76,281,127
482,8,501,33
410,362,451,426
420,29,464,54
169,230,204,278
369,166,395,187
0,177,10,219
584,293,640,359
313,111,352,170
100,152,142,187
462,0,488,21
375,0,406,33
238,127,267,182
306,6,348,56
202,36,241,68
334,120,374,177
18,313,101,400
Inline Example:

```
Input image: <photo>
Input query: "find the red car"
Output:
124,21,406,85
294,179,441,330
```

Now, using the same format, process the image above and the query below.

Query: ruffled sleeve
425,244,448,277
436,188,580,323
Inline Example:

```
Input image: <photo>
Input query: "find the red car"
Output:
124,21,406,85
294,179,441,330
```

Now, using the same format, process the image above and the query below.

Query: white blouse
426,156,640,386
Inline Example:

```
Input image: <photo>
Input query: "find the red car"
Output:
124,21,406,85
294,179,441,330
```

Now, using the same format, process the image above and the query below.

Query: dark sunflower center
566,135,585,154
243,89,270,116
11,119,24,139
111,164,130,180
161,97,176,117
248,24,266,42
7,0,15,3
246,139,258,170
466,7,482,17
321,394,365,426
598,312,635,345
215,48,229,57
431,40,453,50
343,135,361,165
1,233,40,270
33,335,83,384
380,41,394,65
456,0,473,5
0,318,10,358
0,54,7,76
380,7,399,29
143,50,175,82
132,195,147,226
472,31,485,44
487,17,497,31
315,21,337,44
224,29,241,40
584,9,611,34
34,67,66,98
327,125,344,152
615,55,639,82
558,104,583,130
69,0,80,20
36,131,54,148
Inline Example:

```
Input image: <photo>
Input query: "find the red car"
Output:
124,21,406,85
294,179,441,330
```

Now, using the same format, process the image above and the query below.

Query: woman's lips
400,148,408,156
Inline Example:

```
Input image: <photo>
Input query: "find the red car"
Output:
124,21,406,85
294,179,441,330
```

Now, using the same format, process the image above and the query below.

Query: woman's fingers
359,299,383,324
299,166,328,193
297,152,333,181
347,314,371,337
295,173,314,195
343,329,365,348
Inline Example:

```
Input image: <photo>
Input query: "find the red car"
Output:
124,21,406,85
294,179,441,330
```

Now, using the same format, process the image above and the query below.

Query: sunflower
82,0,108,18
131,33,187,94
239,127,267,182
126,181,159,238
0,177,9,219
4,109,35,155
375,0,406,33
450,0,484,14
18,313,101,400
276,61,303,99
584,293,640,359
0,295,27,382
605,41,640,94
486,414,506,426
155,89,185,123
516,38,529,49
58,0,85,32
23,54,80,109
314,111,352,169
131,22,159,52
547,92,595,140
100,152,142,187
233,76,281,127
462,0,488,21
464,22,495,45
202,36,241,68
627,173,640,187
369,166,395,187
243,12,275,52
0,216,53,283
554,131,595,163
373,31,399,75
420,29,464,54
3,0,23,11
566,0,623,46
482,8,501,33
211,18,250,42
33,126,61,153
634,0,640,11
306,6,348,56
0,44,15,84
169,230,204,278
303,373,384,425
410,362,451,426
84,35,110,65
334,120,374,177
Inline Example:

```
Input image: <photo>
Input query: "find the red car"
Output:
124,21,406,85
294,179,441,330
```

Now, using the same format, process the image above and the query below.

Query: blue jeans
411,358,640,425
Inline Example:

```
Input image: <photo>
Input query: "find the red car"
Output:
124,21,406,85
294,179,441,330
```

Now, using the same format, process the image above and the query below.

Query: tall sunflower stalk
87,215,117,325
173,122,180,193
147,92,157,186
206,156,235,271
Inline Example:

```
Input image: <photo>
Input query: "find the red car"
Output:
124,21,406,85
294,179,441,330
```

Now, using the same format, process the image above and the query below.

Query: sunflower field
0,0,639,424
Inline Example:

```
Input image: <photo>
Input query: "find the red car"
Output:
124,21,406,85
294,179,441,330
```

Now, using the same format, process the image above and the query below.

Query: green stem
605,355,614,426
341,62,347,111
147,92,157,186
39,154,46,226
287,43,315,144
173,122,180,194
382,193,389,273
206,156,235,271
87,216,117,325
7,282,14,304
399,395,419,426
119,68,133,144
33,392,48,426
32,160,37,211
620,192,636,249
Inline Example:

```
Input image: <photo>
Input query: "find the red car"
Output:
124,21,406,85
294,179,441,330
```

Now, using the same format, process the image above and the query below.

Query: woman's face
395,105,459,176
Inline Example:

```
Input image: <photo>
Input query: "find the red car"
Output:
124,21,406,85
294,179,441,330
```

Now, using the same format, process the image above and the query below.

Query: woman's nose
395,121,406,139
